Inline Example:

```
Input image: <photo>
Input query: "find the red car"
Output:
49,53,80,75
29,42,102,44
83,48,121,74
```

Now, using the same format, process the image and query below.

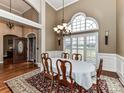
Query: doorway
27,33,36,63
3,35,27,64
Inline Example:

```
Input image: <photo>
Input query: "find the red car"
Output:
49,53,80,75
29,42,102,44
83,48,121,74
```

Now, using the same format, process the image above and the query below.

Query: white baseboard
99,53,124,86
118,73,124,85
116,54,124,86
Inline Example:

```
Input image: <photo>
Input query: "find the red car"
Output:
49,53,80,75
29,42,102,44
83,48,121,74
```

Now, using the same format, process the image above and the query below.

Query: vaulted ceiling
46,0,79,11
0,0,79,15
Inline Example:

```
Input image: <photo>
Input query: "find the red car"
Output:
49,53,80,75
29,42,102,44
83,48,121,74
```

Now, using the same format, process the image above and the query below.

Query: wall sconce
105,31,109,45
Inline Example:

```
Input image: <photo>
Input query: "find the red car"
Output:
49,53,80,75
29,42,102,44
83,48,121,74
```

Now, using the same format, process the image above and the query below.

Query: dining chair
72,53,82,61
41,53,49,58
56,59,75,93
41,57,58,93
61,52,70,59
92,59,109,93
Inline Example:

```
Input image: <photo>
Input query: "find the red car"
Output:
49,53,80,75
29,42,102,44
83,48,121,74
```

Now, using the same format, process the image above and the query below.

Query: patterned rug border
4,69,40,83
4,69,41,93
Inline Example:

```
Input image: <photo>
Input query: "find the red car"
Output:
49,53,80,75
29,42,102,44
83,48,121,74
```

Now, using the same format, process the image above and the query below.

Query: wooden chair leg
70,84,74,93
50,79,54,93
57,83,60,93
42,73,45,83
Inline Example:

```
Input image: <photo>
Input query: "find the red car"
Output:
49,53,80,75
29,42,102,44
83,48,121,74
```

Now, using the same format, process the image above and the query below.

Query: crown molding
45,0,57,10
57,0,79,11
46,0,79,11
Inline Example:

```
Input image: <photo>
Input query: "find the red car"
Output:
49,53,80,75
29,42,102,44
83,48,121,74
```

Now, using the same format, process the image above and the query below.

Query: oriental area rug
5,69,124,93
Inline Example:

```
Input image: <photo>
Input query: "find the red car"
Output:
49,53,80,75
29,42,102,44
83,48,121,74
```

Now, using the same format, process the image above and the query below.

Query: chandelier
7,0,14,29
53,0,71,35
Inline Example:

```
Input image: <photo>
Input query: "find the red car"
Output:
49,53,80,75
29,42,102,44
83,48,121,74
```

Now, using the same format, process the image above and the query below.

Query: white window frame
63,12,99,62
63,32,98,62
68,12,99,33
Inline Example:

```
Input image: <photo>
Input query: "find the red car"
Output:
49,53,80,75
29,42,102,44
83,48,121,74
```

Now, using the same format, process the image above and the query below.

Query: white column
37,0,46,68
40,0,46,52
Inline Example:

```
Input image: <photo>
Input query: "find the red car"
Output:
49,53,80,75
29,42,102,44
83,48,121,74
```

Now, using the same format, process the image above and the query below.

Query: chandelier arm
62,0,64,23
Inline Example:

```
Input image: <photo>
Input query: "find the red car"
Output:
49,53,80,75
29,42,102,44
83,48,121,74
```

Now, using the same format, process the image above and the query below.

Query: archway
3,35,18,64
27,33,36,63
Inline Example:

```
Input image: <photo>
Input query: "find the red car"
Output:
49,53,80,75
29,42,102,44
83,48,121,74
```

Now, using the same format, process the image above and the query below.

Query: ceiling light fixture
7,0,14,29
53,0,71,36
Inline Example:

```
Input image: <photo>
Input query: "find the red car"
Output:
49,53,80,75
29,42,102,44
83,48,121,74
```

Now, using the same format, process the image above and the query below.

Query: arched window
64,12,99,62
68,12,99,33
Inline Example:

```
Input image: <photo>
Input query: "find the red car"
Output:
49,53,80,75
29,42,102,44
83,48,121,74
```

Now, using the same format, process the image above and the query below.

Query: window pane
86,19,98,30
85,35,97,62
64,38,71,53
63,33,98,62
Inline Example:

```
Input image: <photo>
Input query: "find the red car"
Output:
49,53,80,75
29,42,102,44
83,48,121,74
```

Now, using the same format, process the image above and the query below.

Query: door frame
25,32,37,63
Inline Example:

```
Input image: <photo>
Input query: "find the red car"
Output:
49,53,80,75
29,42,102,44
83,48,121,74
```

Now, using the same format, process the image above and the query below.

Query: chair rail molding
116,54,124,85
98,53,124,85
98,53,117,72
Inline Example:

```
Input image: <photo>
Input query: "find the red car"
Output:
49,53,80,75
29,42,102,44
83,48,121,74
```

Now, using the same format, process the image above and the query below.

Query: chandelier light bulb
68,26,71,30
63,23,67,27
52,0,71,36
53,27,58,32
57,25,63,30
57,30,60,33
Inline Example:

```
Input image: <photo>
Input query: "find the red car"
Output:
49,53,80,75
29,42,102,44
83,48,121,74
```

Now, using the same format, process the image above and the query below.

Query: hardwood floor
0,62,38,93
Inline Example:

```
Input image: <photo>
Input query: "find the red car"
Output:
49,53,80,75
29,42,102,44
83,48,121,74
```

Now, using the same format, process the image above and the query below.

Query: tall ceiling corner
46,0,79,11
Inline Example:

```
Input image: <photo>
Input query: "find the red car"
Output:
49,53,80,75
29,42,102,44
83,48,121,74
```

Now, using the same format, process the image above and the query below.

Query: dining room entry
3,35,27,64
27,33,36,63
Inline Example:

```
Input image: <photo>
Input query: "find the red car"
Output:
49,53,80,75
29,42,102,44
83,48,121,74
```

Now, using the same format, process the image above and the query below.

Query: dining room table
51,58,96,90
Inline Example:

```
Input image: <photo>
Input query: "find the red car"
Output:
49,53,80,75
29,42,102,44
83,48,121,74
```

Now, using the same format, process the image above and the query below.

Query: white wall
98,53,117,72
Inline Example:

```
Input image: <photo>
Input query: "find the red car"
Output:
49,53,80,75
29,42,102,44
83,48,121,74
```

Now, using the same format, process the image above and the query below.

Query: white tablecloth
51,58,96,90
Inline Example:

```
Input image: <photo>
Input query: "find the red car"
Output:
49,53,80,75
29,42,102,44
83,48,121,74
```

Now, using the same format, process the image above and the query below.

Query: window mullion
77,37,78,54
84,35,87,61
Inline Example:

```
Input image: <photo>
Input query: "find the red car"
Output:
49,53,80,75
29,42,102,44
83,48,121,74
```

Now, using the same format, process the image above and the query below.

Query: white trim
86,17,99,29
24,0,40,13
0,9,42,29
0,61,3,63
57,0,79,11
40,0,46,52
46,0,79,11
25,32,38,63
116,54,124,86
98,53,124,86
25,32,37,38
68,12,99,33
0,3,22,14
70,12,86,22
63,32,98,62
45,0,57,11
98,53,117,72
117,54,124,60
